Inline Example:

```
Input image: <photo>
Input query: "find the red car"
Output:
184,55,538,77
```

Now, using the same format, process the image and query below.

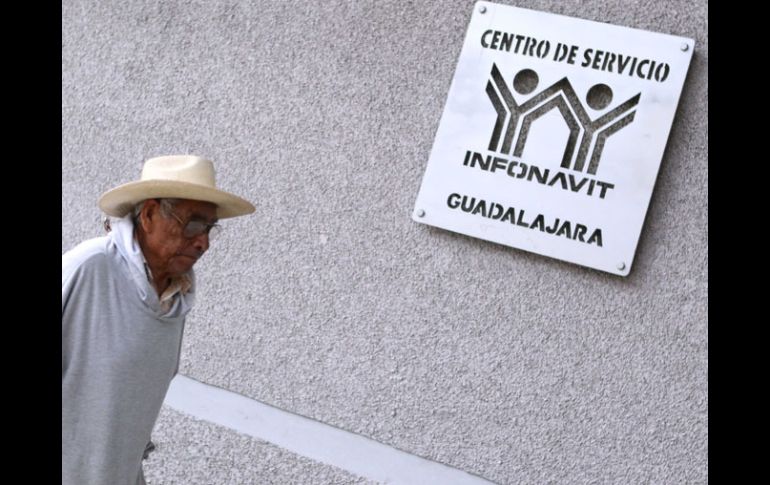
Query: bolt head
479,6,487,14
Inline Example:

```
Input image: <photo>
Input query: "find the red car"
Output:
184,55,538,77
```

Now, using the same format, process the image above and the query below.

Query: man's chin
171,257,197,274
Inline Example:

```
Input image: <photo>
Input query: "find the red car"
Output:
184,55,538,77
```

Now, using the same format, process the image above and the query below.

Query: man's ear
139,200,159,234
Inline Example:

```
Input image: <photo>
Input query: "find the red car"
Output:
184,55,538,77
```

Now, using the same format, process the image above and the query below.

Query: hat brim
99,180,256,219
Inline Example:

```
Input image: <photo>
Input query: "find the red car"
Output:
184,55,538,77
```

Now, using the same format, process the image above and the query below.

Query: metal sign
412,1,694,276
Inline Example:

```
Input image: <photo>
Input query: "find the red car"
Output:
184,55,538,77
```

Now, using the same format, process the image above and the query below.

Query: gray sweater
62,216,195,485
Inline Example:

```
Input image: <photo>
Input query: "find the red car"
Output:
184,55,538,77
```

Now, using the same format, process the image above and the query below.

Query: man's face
140,199,219,278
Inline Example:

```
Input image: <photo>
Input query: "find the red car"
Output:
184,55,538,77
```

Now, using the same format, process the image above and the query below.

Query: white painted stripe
164,374,496,485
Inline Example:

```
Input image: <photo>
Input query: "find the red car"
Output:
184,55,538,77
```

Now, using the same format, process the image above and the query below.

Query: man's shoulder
62,236,112,283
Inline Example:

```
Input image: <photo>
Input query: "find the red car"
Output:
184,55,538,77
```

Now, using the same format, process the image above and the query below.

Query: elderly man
62,155,255,485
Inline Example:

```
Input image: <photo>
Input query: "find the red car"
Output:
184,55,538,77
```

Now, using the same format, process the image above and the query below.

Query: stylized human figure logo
485,63,640,175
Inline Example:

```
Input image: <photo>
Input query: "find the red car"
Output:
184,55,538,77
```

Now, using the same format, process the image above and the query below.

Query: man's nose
190,232,210,254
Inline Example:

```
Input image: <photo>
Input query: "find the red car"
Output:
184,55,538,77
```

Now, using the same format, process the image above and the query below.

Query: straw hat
98,155,255,219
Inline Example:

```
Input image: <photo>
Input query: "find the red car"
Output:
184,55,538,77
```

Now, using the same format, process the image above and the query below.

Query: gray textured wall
62,1,708,484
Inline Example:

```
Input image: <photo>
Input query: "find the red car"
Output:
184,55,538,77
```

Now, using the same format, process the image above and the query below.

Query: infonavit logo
485,63,640,176
460,62,640,201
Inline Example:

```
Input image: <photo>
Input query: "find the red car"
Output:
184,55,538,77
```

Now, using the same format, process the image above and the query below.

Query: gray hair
131,198,181,225
104,198,182,233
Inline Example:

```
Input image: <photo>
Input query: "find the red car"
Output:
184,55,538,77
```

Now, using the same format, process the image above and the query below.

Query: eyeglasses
167,210,221,240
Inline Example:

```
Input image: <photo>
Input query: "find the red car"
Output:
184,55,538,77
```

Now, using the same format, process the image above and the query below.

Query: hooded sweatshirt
62,216,195,485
